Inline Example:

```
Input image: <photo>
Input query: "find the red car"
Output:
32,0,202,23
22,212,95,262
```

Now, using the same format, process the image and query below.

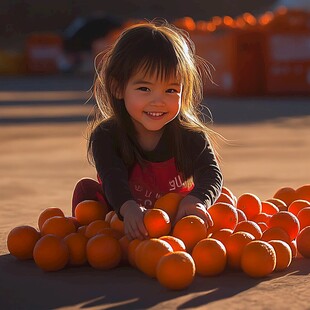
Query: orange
38,207,65,231
261,201,279,215
234,220,262,240
137,238,173,278
118,235,130,264
85,220,110,238
109,213,125,235
127,239,142,267
268,240,292,271
221,186,236,202
210,228,233,248
158,235,185,251
241,240,276,278
257,222,268,232
261,227,291,244
172,215,208,253
77,225,87,236
290,239,298,258
41,216,76,238
288,199,310,217
67,216,81,230
207,202,238,233
86,234,122,269
156,251,195,290
154,192,183,222
269,211,300,241
295,184,310,202
225,231,255,270
75,200,108,226
266,198,287,211
192,238,227,276
105,210,116,223
134,239,149,270
63,232,88,266
215,193,236,206
296,226,310,258
143,209,171,238
97,227,123,239
7,225,40,260
33,234,69,271
236,193,262,220
251,213,271,226
273,187,296,207
297,207,310,230
236,209,247,223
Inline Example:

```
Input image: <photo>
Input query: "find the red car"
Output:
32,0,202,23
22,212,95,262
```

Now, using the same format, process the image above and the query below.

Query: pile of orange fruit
6,184,310,290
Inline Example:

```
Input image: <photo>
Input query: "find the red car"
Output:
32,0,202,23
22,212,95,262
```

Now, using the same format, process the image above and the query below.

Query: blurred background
0,0,310,96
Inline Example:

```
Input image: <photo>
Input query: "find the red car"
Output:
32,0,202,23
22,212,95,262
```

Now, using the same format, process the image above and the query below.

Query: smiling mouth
145,112,166,117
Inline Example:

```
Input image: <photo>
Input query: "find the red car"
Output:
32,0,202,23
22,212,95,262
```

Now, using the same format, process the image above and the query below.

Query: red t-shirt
92,120,222,216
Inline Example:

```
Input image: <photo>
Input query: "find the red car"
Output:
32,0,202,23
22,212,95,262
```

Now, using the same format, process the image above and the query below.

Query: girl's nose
149,94,165,106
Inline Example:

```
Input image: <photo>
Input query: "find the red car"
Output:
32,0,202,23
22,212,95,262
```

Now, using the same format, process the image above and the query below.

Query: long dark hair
88,19,220,180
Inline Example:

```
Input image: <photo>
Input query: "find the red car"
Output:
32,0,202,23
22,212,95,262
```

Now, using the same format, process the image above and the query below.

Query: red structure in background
25,33,63,74
174,8,310,96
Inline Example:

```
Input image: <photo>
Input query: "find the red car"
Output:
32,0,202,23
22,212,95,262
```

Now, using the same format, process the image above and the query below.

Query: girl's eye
137,87,150,92
166,88,179,94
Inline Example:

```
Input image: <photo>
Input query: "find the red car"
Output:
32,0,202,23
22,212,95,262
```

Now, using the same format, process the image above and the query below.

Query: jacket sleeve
186,131,223,207
91,126,134,217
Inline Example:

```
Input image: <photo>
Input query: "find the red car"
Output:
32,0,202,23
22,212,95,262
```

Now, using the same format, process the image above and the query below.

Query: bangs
116,26,181,82
136,45,180,81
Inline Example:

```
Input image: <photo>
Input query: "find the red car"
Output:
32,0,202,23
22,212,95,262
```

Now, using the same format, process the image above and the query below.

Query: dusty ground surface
0,76,309,309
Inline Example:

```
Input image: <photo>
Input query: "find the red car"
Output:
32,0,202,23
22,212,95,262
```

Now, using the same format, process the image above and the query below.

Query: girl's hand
173,195,213,229
120,200,149,240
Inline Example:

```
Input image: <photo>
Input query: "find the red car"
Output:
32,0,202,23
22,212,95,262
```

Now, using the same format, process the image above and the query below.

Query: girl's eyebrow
132,80,152,85
132,80,181,86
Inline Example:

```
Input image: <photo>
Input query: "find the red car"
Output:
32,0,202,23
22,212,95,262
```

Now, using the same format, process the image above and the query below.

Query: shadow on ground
0,254,308,309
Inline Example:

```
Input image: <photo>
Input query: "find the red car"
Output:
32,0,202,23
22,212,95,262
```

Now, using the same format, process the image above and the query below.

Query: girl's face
122,70,182,137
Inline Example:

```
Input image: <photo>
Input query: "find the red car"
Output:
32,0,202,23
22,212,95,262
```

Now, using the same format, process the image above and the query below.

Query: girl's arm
174,131,223,225
91,125,148,239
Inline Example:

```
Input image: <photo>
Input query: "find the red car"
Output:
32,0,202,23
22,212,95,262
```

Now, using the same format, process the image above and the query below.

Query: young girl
72,20,223,240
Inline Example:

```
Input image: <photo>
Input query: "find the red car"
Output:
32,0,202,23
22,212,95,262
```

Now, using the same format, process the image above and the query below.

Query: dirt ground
0,76,309,309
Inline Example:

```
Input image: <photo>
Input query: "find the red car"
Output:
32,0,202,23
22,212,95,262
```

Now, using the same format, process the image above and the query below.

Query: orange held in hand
154,192,183,222
156,251,195,290
38,207,65,231
192,238,227,276
241,240,276,278
172,215,208,253
75,200,109,225
143,208,171,238
7,225,40,260
86,234,122,269
33,234,69,271
207,202,238,233
41,216,76,238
